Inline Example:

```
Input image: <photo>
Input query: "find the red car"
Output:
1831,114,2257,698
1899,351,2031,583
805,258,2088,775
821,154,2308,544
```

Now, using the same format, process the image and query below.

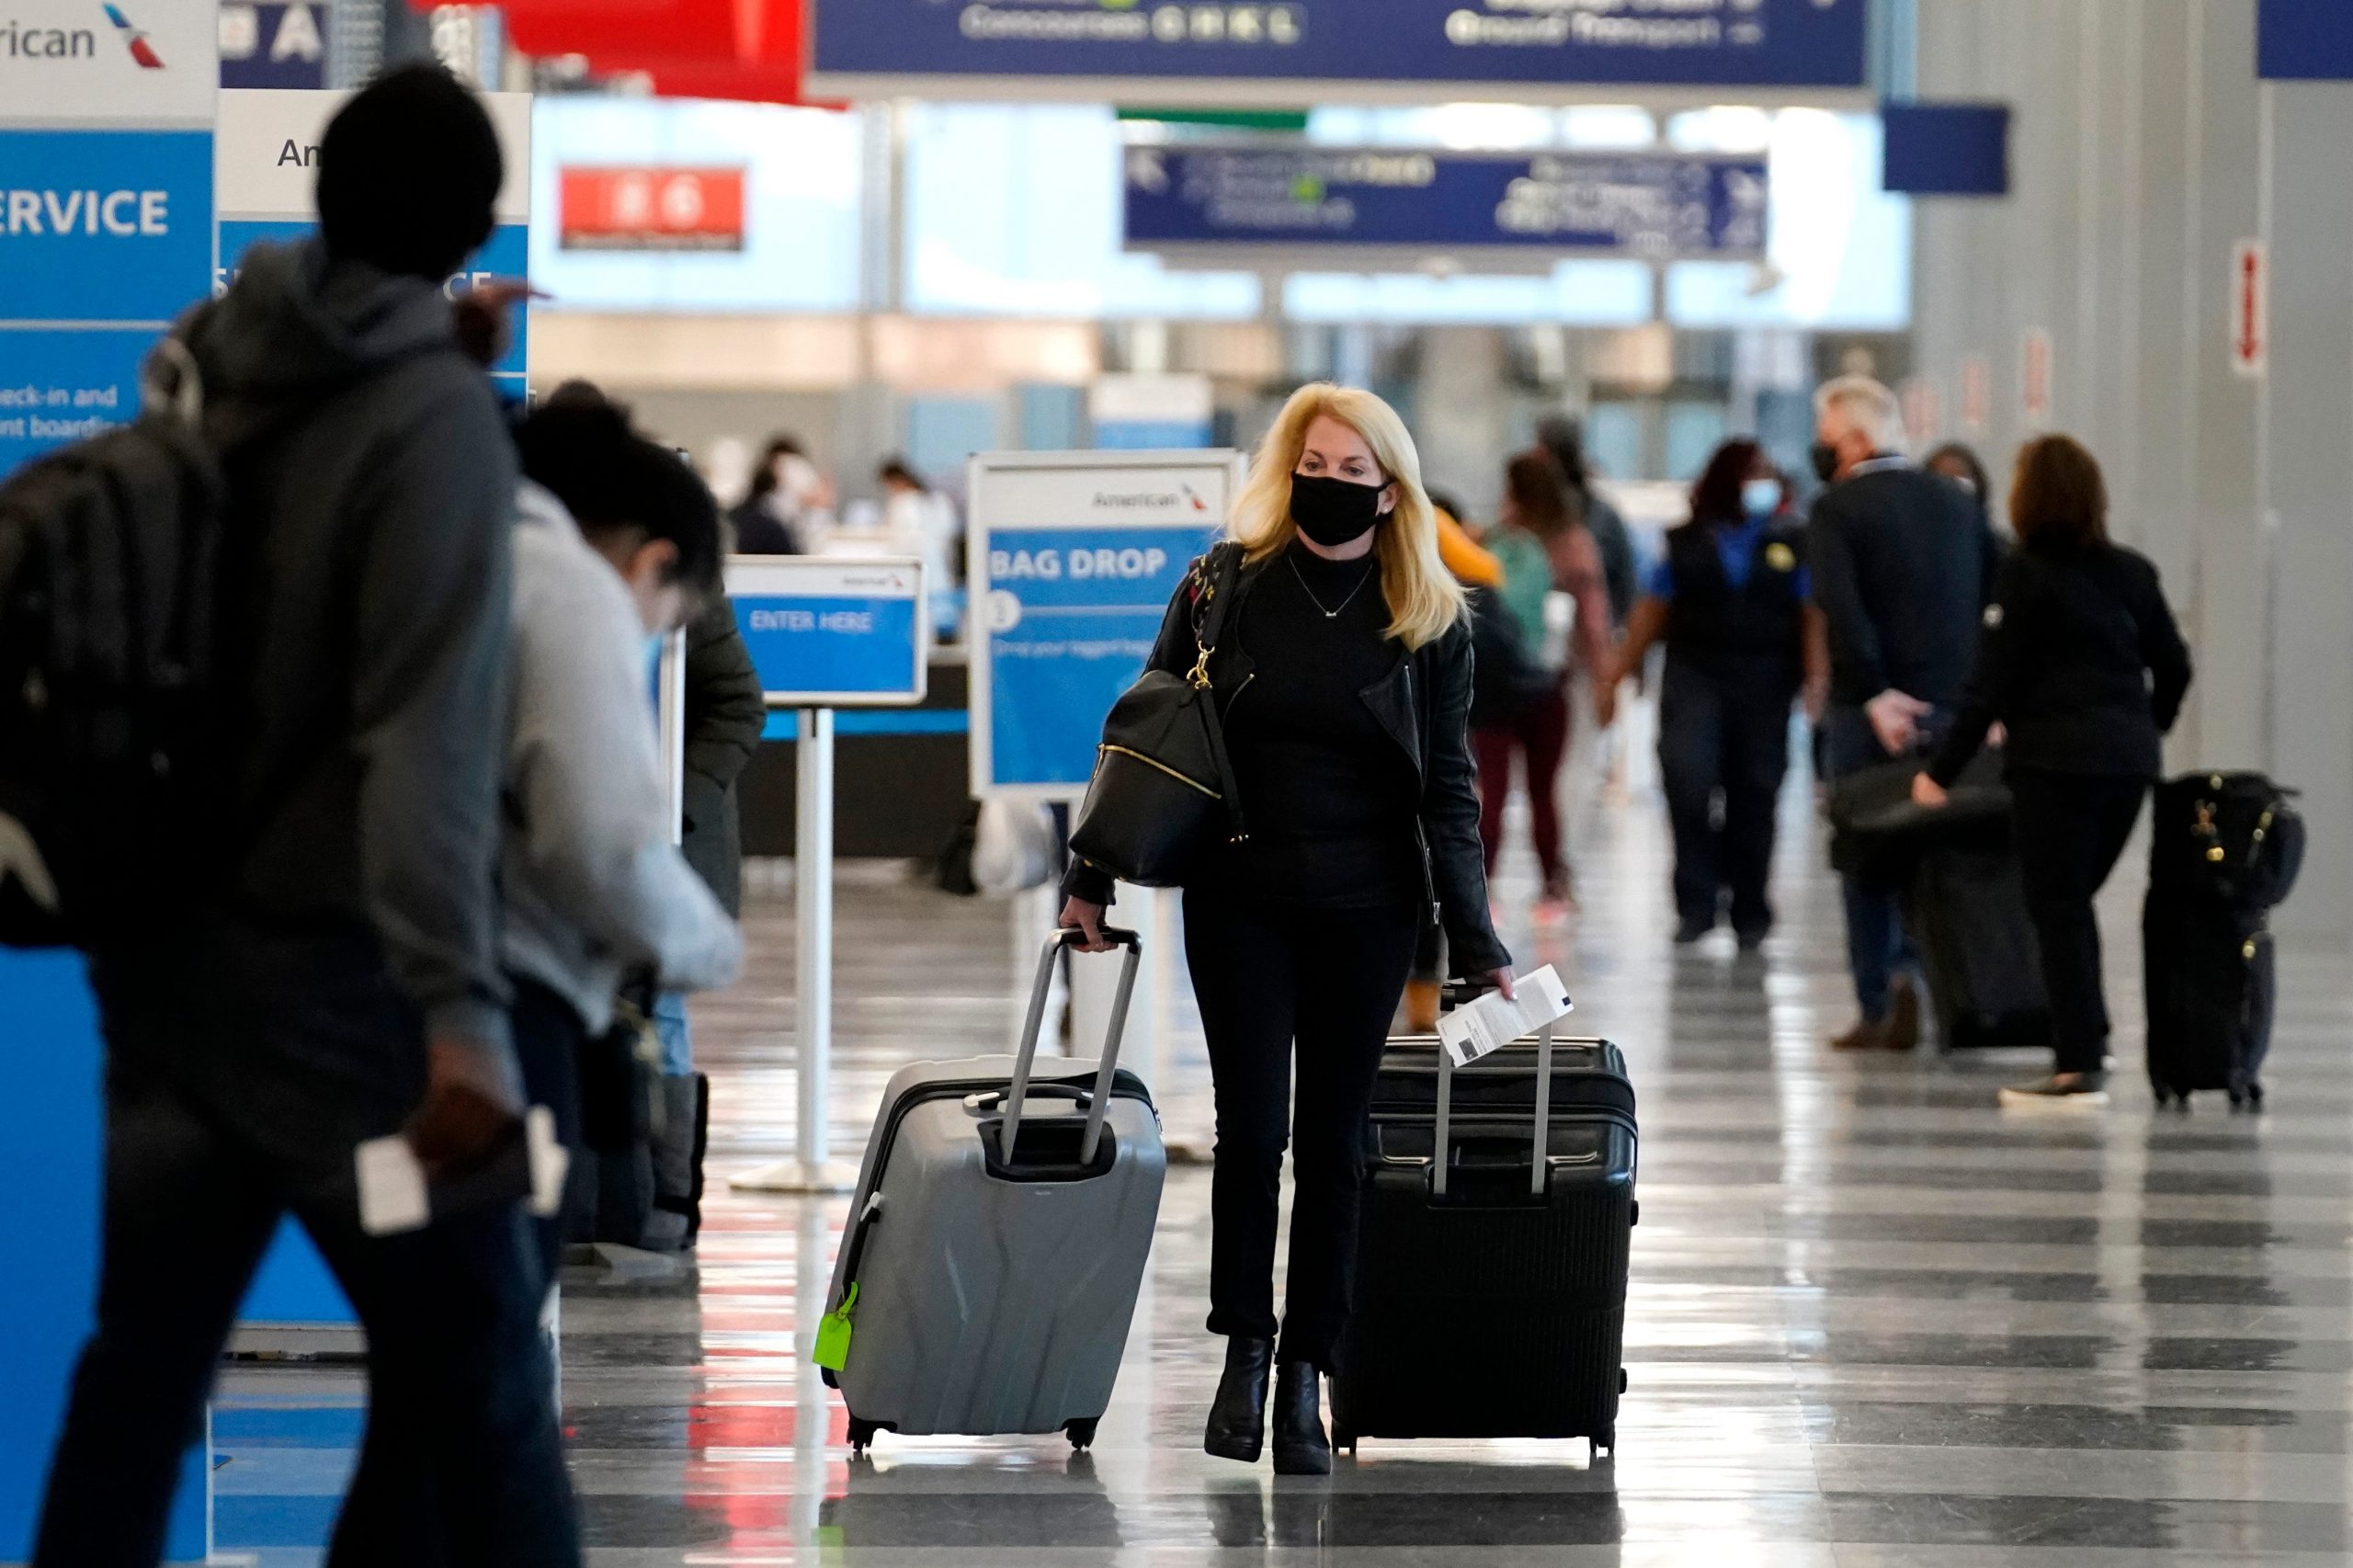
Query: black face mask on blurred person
1809,441,1843,485
1290,472,1388,547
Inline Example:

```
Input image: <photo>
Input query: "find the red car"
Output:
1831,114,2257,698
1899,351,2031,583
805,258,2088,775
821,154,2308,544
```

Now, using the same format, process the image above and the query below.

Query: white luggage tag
1437,965,1574,1067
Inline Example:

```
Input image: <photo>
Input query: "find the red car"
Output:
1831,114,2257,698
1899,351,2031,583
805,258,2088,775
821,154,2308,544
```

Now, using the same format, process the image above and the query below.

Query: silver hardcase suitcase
823,926,1166,1454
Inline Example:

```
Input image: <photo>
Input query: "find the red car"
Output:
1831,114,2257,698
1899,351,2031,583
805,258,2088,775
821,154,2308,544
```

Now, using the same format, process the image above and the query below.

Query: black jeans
38,937,579,1568
1657,663,1796,932
1183,887,1421,1370
508,974,586,1283
2009,768,2148,1074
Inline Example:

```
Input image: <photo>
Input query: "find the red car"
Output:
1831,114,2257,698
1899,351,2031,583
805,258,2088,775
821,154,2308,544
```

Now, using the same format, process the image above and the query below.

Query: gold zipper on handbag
1097,744,1222,800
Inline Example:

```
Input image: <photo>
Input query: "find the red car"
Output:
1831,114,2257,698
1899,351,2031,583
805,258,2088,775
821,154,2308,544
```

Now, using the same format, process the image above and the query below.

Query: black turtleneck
1212,541,1424,907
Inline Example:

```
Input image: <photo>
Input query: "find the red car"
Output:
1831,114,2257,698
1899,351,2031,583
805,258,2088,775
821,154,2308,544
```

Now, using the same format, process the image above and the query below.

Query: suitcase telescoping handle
1430,1017,1554,1199
1003,925,1143,1167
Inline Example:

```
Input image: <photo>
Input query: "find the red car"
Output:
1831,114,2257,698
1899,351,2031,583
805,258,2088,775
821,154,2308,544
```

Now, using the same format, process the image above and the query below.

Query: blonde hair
1230,382,1464,651
1813,373,1908,452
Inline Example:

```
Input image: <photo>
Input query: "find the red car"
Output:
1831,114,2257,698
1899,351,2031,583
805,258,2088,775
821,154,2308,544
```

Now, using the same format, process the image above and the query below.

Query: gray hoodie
502,483,742,1029
183,239,517,1064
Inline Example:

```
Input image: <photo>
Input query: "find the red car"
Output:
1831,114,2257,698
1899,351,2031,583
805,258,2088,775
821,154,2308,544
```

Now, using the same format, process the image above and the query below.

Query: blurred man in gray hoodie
38,66,577,1568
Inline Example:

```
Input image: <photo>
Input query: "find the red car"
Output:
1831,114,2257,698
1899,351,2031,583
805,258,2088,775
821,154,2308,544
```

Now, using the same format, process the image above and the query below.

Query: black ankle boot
1203,1336,1275,1462
1270,1361,1331,1475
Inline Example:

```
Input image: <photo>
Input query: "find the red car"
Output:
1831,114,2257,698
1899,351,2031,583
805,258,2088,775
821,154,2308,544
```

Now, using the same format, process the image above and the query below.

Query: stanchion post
734,707,858,1193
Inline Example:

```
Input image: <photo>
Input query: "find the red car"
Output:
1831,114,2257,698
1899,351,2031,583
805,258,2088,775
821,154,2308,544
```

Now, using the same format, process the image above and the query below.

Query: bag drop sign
989,547,1171,582
967,449,1238,798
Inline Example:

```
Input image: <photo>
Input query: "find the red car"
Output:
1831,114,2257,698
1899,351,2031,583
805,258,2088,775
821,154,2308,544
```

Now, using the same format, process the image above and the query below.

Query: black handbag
2148,771,2304,911
1067,545,1248,886
1826,749,2010,880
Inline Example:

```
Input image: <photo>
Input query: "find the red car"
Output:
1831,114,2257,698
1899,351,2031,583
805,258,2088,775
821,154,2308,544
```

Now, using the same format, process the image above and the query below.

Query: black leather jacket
1065,545,1510,978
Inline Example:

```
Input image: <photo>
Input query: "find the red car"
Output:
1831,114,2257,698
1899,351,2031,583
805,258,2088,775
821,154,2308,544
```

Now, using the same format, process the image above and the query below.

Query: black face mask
1290,472,1388,547
1810,440,1844,485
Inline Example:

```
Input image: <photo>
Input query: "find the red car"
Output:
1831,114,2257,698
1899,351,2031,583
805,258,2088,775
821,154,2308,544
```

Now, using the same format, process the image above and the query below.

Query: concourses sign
808,0,1868,104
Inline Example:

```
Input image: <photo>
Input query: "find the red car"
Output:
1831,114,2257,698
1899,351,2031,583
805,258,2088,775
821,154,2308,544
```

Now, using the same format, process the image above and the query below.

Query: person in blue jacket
1601,438,1824,948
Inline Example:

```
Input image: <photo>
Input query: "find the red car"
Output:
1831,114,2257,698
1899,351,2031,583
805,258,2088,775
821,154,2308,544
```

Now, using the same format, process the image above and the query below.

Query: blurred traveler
1914,436,2191,1106
35,65,580,1568
1807,374,2001,1053
1402,493,1511,1032
1535,412,1638,628
1925,441,1994,522
1604,439,1823,948
501,402,744,1276
1473,451,1611,917
731,434,831,554
1061,383,1509,1476
646,591,767,1247
879,456,961,636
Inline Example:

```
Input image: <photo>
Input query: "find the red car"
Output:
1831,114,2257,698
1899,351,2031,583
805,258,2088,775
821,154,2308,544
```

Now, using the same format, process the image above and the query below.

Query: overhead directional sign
809,0,1870,104
1125,145,1767,262
728,556,929,706
967,449,1236,798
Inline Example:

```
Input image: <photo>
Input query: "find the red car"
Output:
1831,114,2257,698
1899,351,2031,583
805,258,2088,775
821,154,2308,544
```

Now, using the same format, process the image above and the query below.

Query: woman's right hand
1060,896,1114,952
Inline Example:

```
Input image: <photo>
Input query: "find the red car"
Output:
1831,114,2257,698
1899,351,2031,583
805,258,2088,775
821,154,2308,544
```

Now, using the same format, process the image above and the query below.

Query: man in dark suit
1806,375,2001,1052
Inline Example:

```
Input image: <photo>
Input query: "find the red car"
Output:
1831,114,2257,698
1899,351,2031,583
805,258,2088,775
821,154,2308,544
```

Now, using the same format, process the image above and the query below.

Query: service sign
811,0,1868,103
1125,145,1767,261
0,0,215,478
968,449,1237,798
727,557,929,707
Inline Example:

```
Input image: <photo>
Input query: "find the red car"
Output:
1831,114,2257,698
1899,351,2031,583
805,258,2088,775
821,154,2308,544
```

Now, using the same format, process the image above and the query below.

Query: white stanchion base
731,1159,861,1194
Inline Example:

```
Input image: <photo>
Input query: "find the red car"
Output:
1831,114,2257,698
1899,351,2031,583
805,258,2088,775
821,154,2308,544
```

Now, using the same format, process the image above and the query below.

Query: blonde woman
1063,384,1511,1474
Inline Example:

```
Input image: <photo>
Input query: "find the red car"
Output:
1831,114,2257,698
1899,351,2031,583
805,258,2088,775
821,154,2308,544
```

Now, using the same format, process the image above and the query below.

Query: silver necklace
1289,551,1378,619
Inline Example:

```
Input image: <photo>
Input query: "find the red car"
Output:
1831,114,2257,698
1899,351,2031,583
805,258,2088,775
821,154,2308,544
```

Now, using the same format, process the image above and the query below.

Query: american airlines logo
0,5,160,64
104,4,163,67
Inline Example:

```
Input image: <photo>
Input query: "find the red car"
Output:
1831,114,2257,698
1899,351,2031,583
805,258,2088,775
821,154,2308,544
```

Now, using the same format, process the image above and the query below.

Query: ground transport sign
809,0,1870,104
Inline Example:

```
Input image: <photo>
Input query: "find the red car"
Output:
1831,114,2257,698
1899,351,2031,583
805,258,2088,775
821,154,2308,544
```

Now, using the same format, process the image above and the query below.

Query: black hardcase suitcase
1901,845,2052,1051
2143,891,2275,1108
1329,1026,1636,1460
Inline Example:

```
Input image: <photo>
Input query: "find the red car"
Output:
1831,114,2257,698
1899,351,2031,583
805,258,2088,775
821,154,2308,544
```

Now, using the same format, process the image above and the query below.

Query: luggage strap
1433,1018,1554,1199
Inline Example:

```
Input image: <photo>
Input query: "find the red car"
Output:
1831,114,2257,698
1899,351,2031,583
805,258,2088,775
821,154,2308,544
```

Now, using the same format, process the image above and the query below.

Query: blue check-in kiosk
725,557,928,1192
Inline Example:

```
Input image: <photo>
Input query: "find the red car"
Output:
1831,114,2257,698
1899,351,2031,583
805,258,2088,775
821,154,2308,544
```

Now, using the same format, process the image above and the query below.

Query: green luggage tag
814,1281,858,1371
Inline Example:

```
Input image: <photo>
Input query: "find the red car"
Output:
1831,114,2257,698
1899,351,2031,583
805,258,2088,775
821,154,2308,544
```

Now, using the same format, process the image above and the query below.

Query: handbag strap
1188,545,1249,844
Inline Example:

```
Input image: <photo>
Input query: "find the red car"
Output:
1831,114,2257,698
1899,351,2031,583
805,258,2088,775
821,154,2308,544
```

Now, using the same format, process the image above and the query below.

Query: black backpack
2148,772,2304,912
0,342,225,949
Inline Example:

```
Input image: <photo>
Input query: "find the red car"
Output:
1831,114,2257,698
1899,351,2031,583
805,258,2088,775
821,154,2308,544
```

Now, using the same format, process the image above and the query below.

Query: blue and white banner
811,0,1868,103
727,557,930,706
215,89,534,392
218,1,328,89
967,450,1236,797
1126,145,1768,260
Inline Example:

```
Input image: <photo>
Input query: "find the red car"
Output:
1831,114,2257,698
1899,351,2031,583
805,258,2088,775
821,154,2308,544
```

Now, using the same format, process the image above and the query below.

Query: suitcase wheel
1332,1430,1357,1458
847,1417,881,1458
1064,1417,1098,1452
1591,1429,1615,1462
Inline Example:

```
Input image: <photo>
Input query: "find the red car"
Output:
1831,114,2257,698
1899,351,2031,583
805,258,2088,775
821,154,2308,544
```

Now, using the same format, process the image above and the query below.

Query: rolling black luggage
2143,772,2301,1108
1329,1025,1636,1460
1901,845,2052,1051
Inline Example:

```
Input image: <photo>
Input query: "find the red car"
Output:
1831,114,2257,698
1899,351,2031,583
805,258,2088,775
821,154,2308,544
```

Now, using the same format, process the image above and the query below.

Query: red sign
2021,328,2052,426
2232,238,2268,379
1959,354,1990,434
561,167,747,252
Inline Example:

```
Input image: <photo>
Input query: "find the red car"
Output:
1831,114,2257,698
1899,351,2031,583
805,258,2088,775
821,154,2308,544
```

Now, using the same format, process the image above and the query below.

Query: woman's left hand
1911,771,1949,810
1487,968,1517,1001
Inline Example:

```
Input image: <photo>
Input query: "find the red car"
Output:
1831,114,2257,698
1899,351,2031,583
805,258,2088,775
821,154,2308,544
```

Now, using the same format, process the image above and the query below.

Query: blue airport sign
810,0,1868,101
727,556,930,707
967,449,1236,797
1124,145,1768,259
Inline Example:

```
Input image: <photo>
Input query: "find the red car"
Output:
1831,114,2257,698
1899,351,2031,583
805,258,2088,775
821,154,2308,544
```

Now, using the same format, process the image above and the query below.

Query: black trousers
38,938,580,1568
508,974,587,1283
1656,662,1796,932
2009,768,2148,1074
1183,887,1421,1370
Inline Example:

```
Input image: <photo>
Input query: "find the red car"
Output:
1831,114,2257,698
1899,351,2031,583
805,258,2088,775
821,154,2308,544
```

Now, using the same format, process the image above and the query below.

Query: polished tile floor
212,739,2353,1566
